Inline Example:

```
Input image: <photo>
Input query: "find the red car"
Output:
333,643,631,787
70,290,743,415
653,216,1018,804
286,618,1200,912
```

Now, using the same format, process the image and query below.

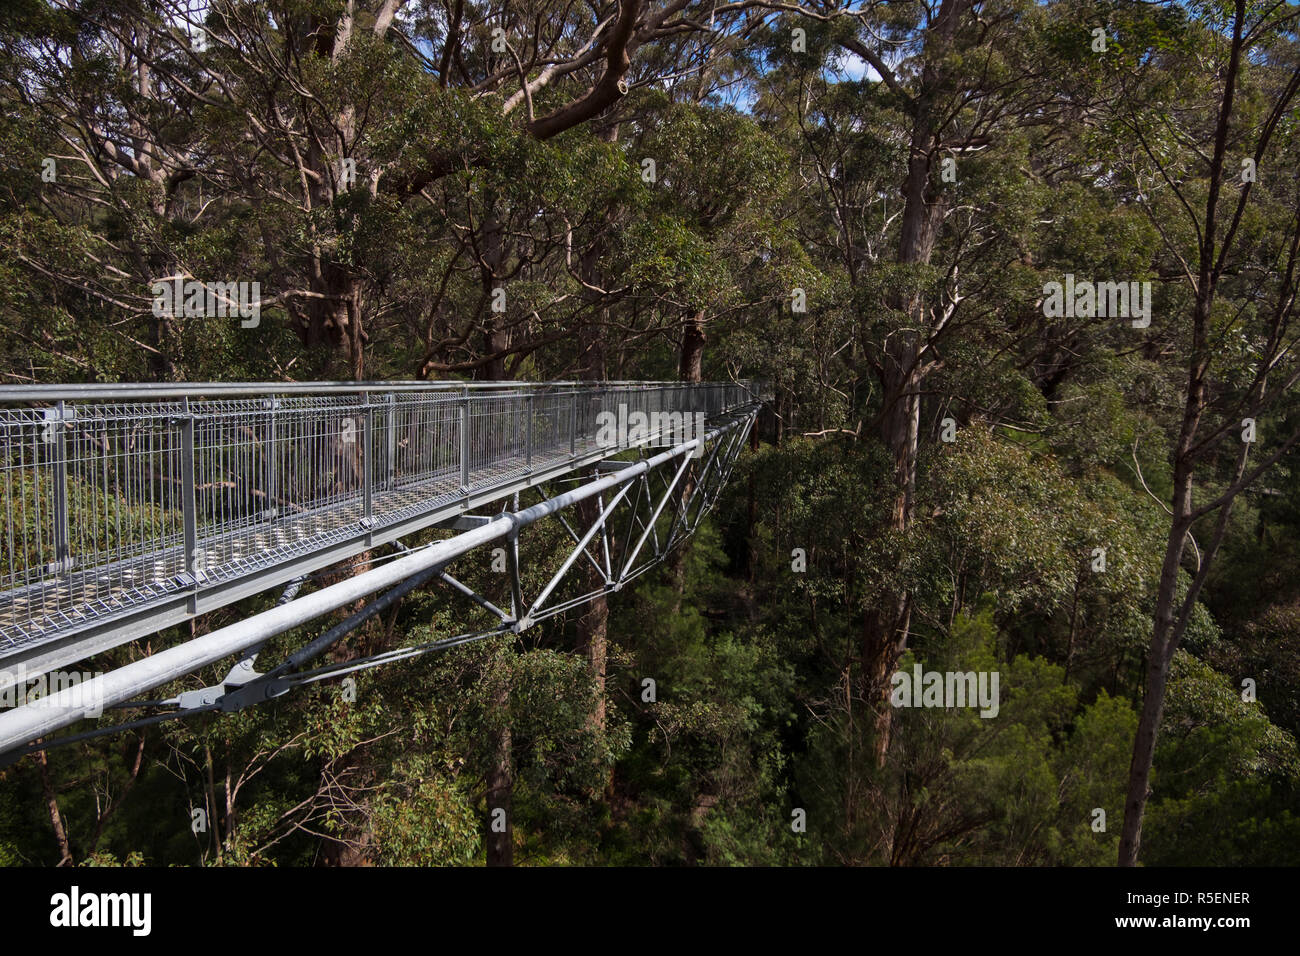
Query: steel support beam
0,411,756,757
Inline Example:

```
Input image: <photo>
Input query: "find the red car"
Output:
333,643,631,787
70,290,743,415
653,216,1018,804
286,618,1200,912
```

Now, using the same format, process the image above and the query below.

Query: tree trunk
1118,3,1247,855
1118,512,1190,865
482,326,509,380
669,308,706,613
1119,342,1207,864
861,82,946,765
746,423,759,584
146,309,177,381
679,310,706,383
295,266,366,379
37,748,73,866
485,663,513,866
575,245,610,735
143,244,179,382
574,553,609,732
480,207,508,380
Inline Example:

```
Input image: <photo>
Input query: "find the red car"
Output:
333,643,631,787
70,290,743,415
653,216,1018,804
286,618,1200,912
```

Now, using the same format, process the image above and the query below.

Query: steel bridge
0,380,762,758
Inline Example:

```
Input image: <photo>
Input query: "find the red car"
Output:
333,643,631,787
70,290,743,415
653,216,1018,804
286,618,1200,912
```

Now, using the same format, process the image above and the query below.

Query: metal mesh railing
0,381,759,654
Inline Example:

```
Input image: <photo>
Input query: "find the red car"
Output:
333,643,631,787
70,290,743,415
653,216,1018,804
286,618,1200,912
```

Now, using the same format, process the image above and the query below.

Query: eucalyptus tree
0,0,796,380
0,0,216,379
1087,0,1300,866
744,1,1065,761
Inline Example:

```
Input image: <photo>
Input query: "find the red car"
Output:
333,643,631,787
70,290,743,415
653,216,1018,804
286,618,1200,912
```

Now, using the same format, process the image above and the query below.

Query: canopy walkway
0,380,762,758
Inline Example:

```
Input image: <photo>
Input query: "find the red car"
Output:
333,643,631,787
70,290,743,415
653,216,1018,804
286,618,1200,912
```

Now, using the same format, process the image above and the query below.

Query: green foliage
3,0,1300,870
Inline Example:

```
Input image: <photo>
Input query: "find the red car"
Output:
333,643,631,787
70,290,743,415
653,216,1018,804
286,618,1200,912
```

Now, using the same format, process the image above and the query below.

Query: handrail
0,380,761,668
0,380,749,402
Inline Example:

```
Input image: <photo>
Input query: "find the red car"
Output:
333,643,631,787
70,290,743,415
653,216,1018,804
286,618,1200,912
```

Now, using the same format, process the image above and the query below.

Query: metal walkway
0,380,761,756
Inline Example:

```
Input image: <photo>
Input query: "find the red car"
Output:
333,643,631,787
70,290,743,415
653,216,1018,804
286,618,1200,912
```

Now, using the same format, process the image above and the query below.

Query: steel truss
0,408,757,761
0,379,758,684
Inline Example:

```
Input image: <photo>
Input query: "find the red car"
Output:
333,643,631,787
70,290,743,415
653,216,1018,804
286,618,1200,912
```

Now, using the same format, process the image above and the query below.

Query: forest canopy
0,0,1298,868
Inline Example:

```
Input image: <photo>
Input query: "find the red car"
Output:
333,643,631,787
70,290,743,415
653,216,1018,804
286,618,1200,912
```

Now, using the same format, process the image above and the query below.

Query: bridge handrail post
385,393,396,491
569,389,578,459
459,387,471,496
180,398,199,589
525,391,534,473
263,397,279,521
362,393,373,526
47,400,72,574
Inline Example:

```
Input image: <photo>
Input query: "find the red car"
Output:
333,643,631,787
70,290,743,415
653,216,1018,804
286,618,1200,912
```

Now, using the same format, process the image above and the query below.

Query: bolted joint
220,677,292,712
